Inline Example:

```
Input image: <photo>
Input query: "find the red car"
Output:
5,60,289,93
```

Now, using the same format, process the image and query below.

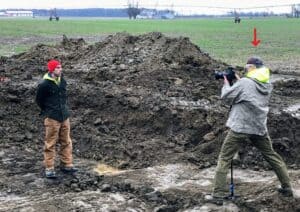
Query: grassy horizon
0,17,300,67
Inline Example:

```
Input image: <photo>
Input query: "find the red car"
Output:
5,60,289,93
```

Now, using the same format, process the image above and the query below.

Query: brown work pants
43,118,73,169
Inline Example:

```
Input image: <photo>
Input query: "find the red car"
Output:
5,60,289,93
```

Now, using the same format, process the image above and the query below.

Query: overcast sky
1,0,299,14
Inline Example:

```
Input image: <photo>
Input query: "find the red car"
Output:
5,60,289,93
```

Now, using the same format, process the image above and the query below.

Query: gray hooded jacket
221,77,273,136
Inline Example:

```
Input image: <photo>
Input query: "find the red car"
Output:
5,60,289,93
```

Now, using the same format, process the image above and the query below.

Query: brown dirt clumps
0,32,299,211
0,32,299,169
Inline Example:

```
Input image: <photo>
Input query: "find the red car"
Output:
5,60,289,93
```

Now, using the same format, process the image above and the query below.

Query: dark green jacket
36,73,70,122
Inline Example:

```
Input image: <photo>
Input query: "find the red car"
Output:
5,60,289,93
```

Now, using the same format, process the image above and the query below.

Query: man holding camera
211,57,293,203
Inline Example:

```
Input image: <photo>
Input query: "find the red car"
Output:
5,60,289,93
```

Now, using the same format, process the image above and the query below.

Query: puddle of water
72,200,93,209
0,192,25,202
0,190,147,211
198,166,276,183
143,164,279,191
145,164,198,190
283,103,300,119
94,164,126,176
293,188,300,198
285,103,300,111
110,193,126,202
93,163,298,193
271,74,300,83
169,97,211,110
198,180,212,187
184,202,239,212
231,169,275,183
184,203,220,212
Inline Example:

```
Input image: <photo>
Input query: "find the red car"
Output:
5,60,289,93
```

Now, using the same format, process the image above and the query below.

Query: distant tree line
32,8,128,17
1,8,293,18
178,12,289,18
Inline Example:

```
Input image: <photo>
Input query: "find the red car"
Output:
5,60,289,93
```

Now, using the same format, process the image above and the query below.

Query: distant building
5,10,33,17
156,10,175,19
137,9,175,19
160,11,175,19
137,10,156,19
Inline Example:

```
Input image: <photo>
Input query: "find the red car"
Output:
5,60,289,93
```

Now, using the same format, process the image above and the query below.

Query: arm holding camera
221,75,243,105
235,73,241,80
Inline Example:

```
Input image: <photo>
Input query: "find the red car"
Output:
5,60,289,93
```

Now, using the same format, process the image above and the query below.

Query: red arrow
251,28,261,47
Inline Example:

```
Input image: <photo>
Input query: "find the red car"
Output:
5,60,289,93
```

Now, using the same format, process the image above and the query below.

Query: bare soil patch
0,32,299,211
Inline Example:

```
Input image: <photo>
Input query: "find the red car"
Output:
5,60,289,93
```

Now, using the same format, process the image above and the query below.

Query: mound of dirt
0,32,299,171
1,32,300,211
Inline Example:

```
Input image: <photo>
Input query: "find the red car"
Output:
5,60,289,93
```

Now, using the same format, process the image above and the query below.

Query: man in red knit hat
36,59,78,178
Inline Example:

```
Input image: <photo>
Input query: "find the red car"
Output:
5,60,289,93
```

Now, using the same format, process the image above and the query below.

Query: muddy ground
0,32,300,211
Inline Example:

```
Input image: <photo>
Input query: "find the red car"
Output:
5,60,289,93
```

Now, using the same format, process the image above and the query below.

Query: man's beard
53,72,61,77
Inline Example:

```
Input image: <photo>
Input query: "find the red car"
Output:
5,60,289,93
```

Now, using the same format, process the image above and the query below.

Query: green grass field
0,17,300,67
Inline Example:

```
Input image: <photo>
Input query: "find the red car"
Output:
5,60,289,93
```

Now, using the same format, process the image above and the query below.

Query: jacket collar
246,67,270,83
43,73,61,85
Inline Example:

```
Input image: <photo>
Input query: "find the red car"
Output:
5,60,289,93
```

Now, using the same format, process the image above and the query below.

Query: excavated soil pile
0,32,299,170
1,32,300,211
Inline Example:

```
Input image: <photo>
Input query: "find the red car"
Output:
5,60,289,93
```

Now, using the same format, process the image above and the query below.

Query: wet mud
0,32,300,211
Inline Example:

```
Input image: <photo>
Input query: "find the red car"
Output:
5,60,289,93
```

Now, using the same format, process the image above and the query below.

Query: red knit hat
47,60,61,72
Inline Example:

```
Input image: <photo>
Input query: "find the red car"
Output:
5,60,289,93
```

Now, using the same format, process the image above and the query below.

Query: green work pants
213,130,291,197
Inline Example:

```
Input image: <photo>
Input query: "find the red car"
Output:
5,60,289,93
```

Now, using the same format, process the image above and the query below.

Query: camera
215,67,236,85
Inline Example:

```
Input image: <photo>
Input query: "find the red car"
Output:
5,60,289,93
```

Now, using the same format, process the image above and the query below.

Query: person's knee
216,160,231,171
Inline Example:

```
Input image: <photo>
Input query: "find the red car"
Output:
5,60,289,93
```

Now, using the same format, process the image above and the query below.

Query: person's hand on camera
224,75,229,84
235,73,241,80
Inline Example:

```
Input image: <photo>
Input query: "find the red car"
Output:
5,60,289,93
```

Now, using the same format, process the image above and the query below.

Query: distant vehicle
234,16,241,23
161,12,175,19
136,15,149,19
136,10,155,19
49,8,59,21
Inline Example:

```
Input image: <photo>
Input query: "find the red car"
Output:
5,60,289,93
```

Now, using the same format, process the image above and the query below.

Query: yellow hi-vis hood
246,67,270,83
43,73,61,85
